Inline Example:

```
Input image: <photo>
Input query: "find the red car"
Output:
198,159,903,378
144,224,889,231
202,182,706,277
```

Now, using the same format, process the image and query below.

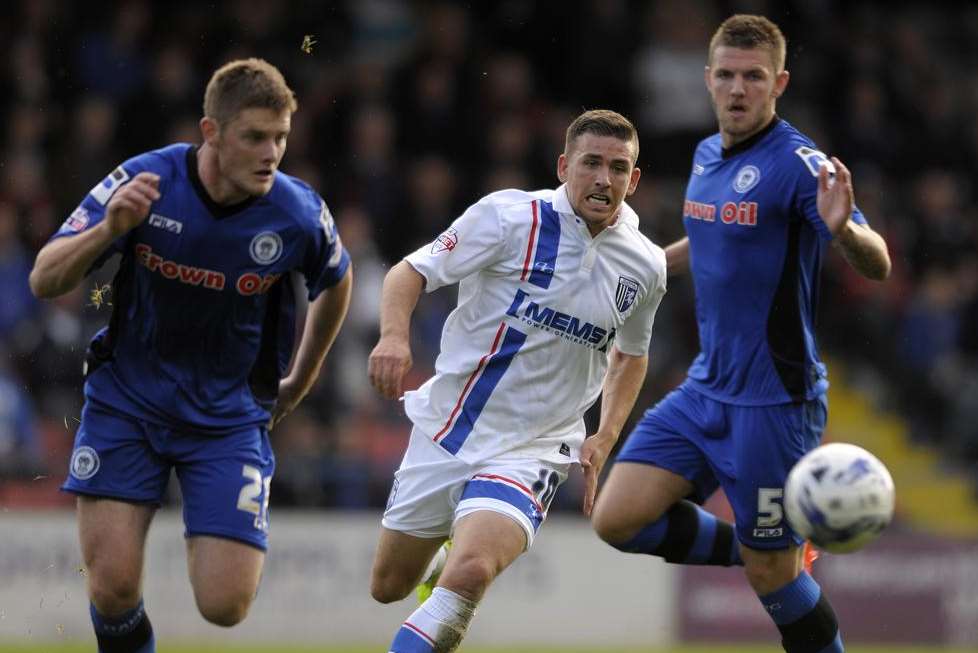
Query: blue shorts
616,382,827,550
63,401,275,551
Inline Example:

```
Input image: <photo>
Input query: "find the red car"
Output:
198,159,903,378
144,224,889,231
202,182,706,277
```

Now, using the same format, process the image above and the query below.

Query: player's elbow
28,267,59,299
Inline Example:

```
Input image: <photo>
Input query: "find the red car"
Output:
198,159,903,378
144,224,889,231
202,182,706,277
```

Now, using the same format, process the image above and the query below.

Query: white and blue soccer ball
784,442,895,554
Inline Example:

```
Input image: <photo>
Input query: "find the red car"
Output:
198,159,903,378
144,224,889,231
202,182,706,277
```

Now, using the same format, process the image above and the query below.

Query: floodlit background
1,0,977,650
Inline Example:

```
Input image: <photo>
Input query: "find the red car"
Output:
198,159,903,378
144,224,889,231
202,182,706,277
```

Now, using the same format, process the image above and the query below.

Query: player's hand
580,432,616,517
368,336,412,400
269,374,306,430
816,156,854,237
105,172,161,237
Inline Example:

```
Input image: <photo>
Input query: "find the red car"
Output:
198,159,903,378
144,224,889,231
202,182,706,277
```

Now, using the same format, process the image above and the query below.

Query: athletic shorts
62,401,275,551
382,426,570,548
616,382,827,550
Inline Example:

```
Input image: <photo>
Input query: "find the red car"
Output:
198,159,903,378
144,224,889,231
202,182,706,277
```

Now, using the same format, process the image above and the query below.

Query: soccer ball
784,442,895,554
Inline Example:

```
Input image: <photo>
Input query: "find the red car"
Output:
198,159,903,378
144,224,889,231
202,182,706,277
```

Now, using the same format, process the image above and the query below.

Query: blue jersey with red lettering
682,118,866,405
51,143,350,432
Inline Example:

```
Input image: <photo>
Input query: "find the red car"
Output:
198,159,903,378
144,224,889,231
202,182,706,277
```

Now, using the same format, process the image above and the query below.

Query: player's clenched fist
106,172,161,236
368,337,412,400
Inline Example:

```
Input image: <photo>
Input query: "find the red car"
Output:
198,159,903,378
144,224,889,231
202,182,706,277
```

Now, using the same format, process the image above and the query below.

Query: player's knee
88,572,142,616
590,509,635,548
197,593,252,627
370,571,413,604
441,552,496,598
742,549,796,594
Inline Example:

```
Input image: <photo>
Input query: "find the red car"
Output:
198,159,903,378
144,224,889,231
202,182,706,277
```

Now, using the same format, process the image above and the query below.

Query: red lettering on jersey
236,272,281,296
684,200,716,222
721,202,738,224
133,243,226,290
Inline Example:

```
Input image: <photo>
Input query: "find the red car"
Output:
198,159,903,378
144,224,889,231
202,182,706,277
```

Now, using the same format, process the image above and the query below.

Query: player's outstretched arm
368,261,425,400
29,172,160,298
818,157,891,281
664,237,690,277
581,347,649,516
272,266,353,428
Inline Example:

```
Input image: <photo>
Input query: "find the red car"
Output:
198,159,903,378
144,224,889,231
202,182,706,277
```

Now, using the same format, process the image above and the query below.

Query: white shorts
382,426,571,548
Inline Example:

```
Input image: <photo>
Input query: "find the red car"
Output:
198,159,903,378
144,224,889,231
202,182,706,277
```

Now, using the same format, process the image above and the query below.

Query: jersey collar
721,115,781,159
186,146,259,219
554,184,638,233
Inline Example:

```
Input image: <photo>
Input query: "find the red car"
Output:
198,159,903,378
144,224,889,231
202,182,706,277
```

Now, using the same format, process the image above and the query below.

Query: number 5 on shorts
757,487,784,528
237,464,271,531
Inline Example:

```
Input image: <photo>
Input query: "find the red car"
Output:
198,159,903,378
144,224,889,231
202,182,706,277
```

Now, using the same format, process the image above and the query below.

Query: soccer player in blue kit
591,15,891,653
29,59,351,652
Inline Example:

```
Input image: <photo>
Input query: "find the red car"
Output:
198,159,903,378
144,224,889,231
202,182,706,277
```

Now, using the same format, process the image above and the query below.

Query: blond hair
203,58,297,127
709,15,786,72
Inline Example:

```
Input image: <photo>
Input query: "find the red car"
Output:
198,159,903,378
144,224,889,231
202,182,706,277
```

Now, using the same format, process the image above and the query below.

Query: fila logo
692,163,705,175
148,213,183,234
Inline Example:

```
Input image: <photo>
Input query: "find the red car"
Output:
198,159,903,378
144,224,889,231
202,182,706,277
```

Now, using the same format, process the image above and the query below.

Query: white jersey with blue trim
403,185,667,465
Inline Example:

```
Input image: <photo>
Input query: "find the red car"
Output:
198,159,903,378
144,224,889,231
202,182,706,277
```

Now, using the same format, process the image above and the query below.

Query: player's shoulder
264,170,327,229
694,133,723,160
617,203,668,281
121,143,191,177
767,120,830,178
470,187,550,230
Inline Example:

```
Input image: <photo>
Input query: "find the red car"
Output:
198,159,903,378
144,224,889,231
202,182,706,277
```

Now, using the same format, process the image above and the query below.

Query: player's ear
773,69,790,98
627,166,641,196
557,153,568,183
200,116,219,145
704,65,712,91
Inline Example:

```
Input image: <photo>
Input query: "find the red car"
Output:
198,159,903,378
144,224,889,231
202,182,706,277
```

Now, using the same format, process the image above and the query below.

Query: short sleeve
790,146,868,241
404,196,507,292
615,269,667,356
302,198,351,301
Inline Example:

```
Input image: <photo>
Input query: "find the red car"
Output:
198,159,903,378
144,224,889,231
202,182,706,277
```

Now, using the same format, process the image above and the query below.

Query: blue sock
760,572,844,653
388,587,475,652
614,500,743,566
90,599,155,653
389,623,436,652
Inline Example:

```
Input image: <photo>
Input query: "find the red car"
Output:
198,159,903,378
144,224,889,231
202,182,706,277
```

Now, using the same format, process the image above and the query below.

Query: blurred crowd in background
1,0,977,512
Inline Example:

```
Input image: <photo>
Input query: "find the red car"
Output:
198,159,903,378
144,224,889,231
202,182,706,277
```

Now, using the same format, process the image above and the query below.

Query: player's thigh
438,510,527,600
63,402,172,504
173,425,275,552
726,395,827,550
77,496,155,607
457,455,570,550
186,535,265,608
592,462,695,539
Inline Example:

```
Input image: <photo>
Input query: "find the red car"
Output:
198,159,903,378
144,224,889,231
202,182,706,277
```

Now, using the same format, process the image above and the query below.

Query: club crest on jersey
430,228,458,255
733,165,761,193
62,207,90,232
70,446,100,480
250,231,283,265
616,276,639,313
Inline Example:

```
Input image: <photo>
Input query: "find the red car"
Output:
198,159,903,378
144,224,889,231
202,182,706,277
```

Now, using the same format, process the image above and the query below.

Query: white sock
400,587,477,653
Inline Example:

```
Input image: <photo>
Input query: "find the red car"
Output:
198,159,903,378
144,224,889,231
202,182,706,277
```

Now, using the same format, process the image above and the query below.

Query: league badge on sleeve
616,276,639,313
89,166,131,206
430,228,458,255
62,207,90,233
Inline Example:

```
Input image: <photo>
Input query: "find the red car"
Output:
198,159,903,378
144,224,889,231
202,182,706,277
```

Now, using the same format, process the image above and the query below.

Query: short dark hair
564,109,639,163
203,58,298,127
709,14,786,72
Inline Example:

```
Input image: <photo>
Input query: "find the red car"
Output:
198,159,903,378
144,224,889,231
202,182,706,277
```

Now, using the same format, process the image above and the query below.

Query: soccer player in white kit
367,109,668,652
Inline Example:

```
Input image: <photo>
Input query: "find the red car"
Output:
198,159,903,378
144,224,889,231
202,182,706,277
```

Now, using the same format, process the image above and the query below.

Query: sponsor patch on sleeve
89,166,131,205
794,146,834,178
